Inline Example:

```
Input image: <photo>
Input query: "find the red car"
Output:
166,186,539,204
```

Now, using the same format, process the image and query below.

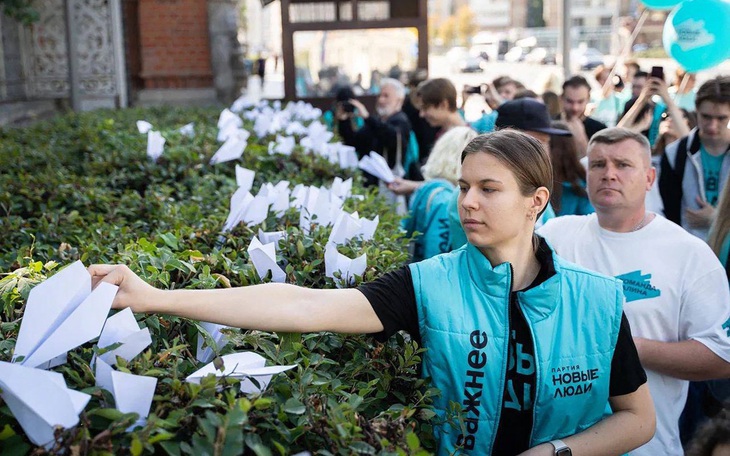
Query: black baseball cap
496,99,571,136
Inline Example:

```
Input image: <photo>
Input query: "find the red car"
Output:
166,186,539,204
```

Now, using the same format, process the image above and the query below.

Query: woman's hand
88,264,161,313
387,177,422,196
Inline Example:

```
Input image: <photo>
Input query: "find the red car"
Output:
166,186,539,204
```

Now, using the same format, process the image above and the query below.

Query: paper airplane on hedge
196,322,230,364
358,152,395,183
0,361,91,447
136,120,153,134
96,308,152,366
235,165,255,193
285,121,308,136
218,108,242,130
95,358,157,430
179,122,195,138
223,188,270,231
328,211,379,245
147,130,166,162
330,177,353,200
299,187,345,234
185,352,296,394
257,181,290,217
324,243,367,288
337,145,359,170
247,236,286,283
258,228,285,246
13,261,117,369
230,94,255,113
268,135,295,156
210,134,247,165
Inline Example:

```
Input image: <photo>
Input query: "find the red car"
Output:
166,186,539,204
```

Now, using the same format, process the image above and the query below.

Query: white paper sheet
324,243,367,288
0,361,90,447
247,236,286,283
136,120,153,134
358,152,395,183
328,211,363,245
185,352,295,394
147,130,166,162
97,308,152,366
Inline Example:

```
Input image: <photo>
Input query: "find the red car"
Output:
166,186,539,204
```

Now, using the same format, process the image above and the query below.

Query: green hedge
0,107,445,455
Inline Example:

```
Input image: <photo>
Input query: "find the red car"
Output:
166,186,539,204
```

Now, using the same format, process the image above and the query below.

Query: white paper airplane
147,131,166,162
185,352,296,394
0,361,90,447
13,261,117,369
247,236,286,283
324,243,367,288
358,152,395,183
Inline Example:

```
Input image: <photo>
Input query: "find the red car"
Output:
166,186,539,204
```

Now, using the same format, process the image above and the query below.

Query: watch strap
549,439,572,456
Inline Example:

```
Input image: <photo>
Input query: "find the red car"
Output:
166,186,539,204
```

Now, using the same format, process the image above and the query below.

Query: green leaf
282,398,306,415
130,436,144,456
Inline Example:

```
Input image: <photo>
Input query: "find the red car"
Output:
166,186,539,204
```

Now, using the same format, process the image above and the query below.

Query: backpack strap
660,135,689,224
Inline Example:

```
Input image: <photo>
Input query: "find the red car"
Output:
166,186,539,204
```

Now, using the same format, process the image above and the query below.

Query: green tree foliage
1,0,39,24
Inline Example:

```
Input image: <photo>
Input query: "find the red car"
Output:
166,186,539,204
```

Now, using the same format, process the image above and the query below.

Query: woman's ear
532,186,551,215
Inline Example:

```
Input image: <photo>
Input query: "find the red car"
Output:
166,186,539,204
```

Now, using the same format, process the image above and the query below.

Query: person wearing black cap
494,98,572,146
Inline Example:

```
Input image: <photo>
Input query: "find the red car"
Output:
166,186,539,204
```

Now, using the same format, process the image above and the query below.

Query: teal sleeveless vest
409,243,623,455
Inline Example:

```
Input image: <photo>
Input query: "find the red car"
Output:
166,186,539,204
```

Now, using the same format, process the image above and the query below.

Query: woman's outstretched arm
88,264,384,334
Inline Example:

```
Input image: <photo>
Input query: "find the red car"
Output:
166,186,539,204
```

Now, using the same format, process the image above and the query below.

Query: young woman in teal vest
90,130,655,455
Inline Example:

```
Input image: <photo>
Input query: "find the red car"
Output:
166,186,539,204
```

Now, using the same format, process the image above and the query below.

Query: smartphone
650,66,665,81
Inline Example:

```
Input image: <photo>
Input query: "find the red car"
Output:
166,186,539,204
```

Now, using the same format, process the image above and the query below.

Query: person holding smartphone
618,68,688,148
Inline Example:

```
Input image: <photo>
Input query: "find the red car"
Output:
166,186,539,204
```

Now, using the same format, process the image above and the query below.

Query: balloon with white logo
662,0,730,72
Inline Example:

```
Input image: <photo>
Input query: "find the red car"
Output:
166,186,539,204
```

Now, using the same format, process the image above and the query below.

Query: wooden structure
272,0,428,106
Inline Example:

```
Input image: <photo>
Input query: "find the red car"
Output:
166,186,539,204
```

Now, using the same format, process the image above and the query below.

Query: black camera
340,101,356,113
464,84,484,95
464,84,490,96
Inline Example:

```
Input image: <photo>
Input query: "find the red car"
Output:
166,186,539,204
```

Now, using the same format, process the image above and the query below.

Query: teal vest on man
409,242,623,455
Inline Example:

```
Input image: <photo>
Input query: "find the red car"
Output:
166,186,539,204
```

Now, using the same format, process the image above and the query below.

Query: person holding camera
336,78,413,185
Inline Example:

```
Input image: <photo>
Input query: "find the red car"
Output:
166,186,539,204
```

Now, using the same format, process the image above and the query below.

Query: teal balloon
640,0,681,9
662,0,730,72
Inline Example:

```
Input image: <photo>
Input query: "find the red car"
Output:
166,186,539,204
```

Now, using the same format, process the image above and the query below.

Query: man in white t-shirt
539,127,730,456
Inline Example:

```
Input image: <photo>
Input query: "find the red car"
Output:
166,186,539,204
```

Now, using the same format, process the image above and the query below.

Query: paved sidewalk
244,74,285,102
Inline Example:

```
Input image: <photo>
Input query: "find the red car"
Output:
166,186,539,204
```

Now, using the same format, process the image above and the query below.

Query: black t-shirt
358,242,647,454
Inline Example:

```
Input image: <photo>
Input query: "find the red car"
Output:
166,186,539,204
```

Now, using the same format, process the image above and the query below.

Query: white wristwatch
550,439,572,456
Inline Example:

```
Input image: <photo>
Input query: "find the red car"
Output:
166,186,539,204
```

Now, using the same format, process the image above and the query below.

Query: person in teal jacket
400,126,478,262
90,130,655,455
549,121,595,216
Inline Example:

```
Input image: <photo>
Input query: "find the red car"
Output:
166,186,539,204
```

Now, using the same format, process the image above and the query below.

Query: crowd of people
90,65,730,455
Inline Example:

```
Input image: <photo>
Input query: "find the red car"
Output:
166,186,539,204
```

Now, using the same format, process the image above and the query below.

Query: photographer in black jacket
337,78,413,185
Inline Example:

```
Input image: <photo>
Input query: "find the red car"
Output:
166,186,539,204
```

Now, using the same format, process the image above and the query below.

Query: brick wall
137,0,213,89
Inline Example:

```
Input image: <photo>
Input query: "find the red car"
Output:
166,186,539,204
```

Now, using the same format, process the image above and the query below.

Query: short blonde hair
422,126,478,184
